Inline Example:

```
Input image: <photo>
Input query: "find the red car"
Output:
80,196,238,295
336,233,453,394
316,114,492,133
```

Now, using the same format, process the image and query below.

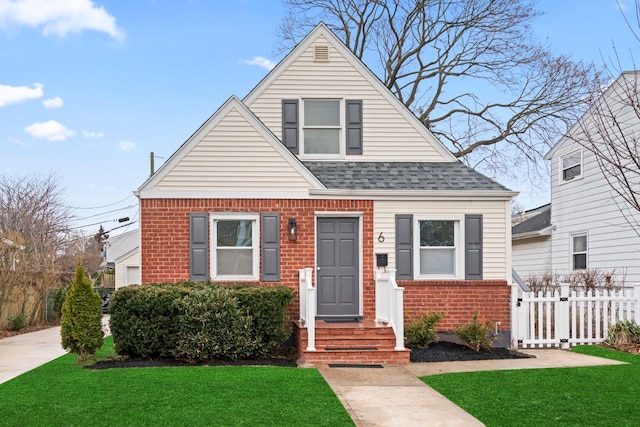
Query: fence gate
512,283,640,349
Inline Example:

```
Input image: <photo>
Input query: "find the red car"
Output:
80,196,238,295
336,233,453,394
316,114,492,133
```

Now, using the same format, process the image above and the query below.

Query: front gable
137,96,324,199
244,24,456,162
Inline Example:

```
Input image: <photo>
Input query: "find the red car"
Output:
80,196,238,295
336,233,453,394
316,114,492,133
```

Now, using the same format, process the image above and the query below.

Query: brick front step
294,320,410,365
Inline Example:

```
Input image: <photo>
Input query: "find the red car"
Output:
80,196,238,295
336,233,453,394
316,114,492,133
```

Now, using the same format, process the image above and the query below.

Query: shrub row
109,282,294,361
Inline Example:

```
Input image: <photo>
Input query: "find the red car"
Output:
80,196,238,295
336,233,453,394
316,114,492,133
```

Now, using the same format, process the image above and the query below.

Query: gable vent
314,45,329,62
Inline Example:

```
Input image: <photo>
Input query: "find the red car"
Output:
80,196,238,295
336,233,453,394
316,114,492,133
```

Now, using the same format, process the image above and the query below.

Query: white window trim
413,215,464,279
570,231,588,271
210,212,260,281
300,98,345,159
559,149,583,184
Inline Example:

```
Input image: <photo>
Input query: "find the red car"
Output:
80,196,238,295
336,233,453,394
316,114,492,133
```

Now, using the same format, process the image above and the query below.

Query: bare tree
0,173,74,325
279,0,601,178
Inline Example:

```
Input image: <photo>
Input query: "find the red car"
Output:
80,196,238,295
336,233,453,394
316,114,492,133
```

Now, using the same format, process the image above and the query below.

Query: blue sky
1,0,638,236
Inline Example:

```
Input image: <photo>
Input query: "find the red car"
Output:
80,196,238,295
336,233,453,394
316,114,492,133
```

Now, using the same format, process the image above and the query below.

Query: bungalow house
135,23,516,364
512,71,640,284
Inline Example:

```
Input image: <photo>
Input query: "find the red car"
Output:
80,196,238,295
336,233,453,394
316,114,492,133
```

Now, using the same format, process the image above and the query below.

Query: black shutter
261,212,280,282
282,100,299,154
189,213,208,282
345,99,363,155
465,214,483,280
395,214,413,280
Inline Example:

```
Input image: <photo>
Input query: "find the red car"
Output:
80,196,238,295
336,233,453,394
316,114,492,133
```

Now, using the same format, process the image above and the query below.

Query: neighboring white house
103,229,140,288
513,71,640,283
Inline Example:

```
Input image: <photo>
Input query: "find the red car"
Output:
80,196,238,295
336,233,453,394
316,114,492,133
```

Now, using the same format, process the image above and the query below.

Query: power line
64,194,135,210
69,204,137,222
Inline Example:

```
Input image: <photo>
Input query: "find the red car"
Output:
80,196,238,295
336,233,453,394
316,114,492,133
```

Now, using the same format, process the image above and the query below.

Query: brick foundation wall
140,198,375,321
399,280,511,331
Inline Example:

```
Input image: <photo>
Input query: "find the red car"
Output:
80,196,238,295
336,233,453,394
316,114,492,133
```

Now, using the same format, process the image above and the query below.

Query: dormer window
561,150,582,182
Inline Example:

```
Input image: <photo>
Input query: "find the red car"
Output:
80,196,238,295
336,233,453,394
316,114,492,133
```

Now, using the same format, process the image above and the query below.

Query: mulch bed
87,341,533,369
409,340,534,363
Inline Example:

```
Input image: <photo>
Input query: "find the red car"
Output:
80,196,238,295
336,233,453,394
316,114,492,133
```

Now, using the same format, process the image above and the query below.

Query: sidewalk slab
0,326,66,384
317,364,484,427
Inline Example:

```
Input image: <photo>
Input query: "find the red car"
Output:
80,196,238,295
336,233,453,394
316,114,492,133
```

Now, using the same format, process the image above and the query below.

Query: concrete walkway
318,349,627,427
0,316,111,385
0,324,627,426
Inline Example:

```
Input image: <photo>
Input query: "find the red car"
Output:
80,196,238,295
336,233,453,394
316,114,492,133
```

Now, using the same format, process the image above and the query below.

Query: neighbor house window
211,213,259,280
571,233,587,270
561,150,582,182
303,99,341,155
417,219,460,277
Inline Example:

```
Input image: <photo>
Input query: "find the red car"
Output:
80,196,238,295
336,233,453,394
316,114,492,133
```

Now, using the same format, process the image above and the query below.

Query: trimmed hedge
109,283,195,358
109,282,294,360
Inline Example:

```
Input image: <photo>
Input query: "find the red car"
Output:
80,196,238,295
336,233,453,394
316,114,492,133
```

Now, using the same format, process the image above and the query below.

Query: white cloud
0,0,125,39
242,56,275,70
42,96,63,109
25,120,75,141
0,82,43,107
119,140,135,151
82,129,104,138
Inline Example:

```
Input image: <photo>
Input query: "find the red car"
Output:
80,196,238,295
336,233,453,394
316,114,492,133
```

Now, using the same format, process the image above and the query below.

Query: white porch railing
375,269,405,350
298,268,316,351
512,282,640,349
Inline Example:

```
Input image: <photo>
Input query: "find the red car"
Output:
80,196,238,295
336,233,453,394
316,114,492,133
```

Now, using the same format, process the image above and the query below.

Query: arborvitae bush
60,261,104,362
405,311,444,348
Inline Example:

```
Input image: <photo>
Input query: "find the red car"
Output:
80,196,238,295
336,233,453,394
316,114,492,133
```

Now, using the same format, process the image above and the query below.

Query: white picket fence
511,283,640,349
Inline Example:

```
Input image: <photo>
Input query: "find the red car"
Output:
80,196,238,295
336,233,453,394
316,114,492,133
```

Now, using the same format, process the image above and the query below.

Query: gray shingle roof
302,161,511,192
512,206,551,235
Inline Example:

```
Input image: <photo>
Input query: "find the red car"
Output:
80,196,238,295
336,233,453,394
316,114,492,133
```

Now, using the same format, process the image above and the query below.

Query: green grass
422,346,640,427
0,337,353,426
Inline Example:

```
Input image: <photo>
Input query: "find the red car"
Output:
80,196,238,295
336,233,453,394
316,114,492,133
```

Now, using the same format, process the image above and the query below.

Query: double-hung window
211,213,259,280
417,219,460,277
303,99,341,155
561,150,582,182
571,233,587,271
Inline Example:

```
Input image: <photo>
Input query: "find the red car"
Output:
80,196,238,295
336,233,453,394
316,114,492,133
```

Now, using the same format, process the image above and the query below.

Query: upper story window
561,150,582,182
281,98,362,157
211,213,259,280
417,219,460,277
571,232,587,271
303,99,341,155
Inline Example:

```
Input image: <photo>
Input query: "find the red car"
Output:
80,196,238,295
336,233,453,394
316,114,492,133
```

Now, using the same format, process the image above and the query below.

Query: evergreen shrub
61,261,104,362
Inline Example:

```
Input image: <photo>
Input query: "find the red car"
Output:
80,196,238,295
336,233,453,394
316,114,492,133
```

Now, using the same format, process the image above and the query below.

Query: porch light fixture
288,218,298,242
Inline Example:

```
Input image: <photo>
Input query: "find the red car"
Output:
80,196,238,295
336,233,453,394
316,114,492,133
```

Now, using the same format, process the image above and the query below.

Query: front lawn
0,337,354,427
422,346,640,427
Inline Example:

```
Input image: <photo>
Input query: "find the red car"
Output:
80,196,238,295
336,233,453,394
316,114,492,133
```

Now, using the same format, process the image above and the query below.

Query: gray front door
316,217,359,317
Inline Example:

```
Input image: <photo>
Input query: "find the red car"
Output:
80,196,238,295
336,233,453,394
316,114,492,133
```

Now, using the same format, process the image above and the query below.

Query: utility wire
64,194,135,210
69,204,137,222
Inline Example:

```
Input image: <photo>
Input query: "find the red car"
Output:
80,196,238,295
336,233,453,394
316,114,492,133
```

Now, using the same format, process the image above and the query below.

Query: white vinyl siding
512,237,552,279
154,108,313,194
374,199,510,280
549,127,640,283
246,35,450,162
